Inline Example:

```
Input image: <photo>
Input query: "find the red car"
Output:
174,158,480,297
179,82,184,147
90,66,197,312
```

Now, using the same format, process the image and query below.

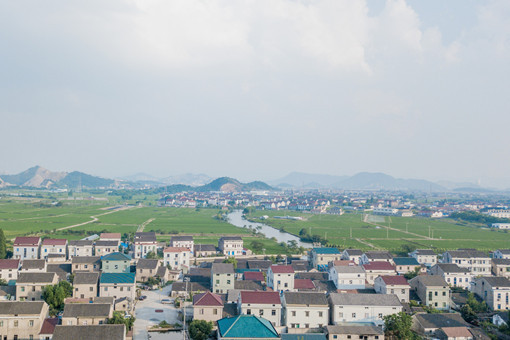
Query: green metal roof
312,247,340,254
217,315,279,338
393,257,420,266
101,252,130,261
100,272,135,284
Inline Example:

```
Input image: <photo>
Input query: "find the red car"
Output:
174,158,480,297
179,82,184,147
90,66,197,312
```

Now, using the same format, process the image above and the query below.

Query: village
1,230,510,340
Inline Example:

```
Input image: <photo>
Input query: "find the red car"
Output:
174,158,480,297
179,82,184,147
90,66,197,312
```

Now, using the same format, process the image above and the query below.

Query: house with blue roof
101,252,131,274
99,272,136,309
310,247,341,270
392,257,421,275
217,315,279,339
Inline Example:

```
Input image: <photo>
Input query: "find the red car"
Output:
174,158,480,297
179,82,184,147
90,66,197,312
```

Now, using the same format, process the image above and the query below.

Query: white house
282,292,329,329
374,275,410,303
132,232,157,259
40,239,68,260
163,247,191,272
442,249,491,274
472,276,510,311
13,237,41,260
410,249,437,267
429,263,473,290
267,265,295,292
238,291,282,327
328,265,366,290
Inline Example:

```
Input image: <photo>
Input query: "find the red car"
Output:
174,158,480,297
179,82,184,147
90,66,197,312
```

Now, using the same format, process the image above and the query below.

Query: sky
1,0,509,187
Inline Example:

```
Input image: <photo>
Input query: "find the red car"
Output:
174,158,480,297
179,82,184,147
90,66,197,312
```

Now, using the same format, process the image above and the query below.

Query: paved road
133,285,180,340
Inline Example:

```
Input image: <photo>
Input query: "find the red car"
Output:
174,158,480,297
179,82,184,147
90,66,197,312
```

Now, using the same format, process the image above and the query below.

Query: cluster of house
172,246,510,340
2,230,510,340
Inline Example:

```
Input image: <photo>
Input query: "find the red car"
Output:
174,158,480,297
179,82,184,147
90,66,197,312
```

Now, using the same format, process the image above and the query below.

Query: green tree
42,281,73,316
461,304,477,323
108,311,135,333
189,319,213,340
383,312,418,340
250,240,264,253
0,228,6,259
404,266,421,280
223,257,237,269
146,251,158,259
0,278,7,286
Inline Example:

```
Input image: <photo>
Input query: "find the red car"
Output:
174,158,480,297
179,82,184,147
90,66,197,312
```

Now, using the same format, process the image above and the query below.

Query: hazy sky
1,1,509,187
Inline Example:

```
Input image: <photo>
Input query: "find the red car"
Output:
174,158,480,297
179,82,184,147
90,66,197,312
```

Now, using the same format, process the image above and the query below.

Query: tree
250,240,264,252
0,278,7,286
108,311,135,333
404,266,421,280
189,320,213,340
0,228,6,259
461,304,477,323
146,251,158,259
223,257,237,269
42,281,73,316
383,312,417,340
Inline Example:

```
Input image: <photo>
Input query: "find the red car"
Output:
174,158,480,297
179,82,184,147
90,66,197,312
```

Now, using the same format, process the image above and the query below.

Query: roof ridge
223,315,242,336
254,315,277,336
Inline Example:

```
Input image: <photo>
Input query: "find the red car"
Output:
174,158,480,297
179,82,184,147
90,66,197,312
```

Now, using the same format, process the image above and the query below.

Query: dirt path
136,218,155,233
56,205,138,231
363,216,432,240
355,238,377,249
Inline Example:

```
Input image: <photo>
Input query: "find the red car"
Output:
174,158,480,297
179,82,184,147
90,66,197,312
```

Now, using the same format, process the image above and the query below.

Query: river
227,210,312,248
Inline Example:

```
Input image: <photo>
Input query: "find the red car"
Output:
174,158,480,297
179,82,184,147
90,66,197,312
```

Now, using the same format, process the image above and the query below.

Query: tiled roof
363,261,395,271
281,334,327,340
284,292,327,305
334,266,365,274
95,240,119,247
193,291,223,306
294,279,315,290
17,272,56,284
330,293,401,306
72,256,101,264
414,313,468,329
379,275,409,286
68,240,93,246
270,265,294,274
0,259,20,270
313,247,340,254
100,272,135,284
163,247,190,253
344,249,363,256
13,236,40,246
212,263,235,274
244,271,264,281
446,249,489,259
217,315,279,338
219,236,243,241
247,260,272,270
326,324,383,335
21,259,46,270
52,325,125,340
0,301,45,315
100,233,121,239
102,252,130,261
194,244,217,252
364,251,393,259
477,276,510,287
134,232,157,242
234,280,264,291
410,275,448,287
440,327,473,338
296,272,329,281
74,272,100,285
172,281,210,293
414,249,436,255
63,303,111,318
435,263,470,273
393,257,420,266
171,236,193,241
332,260,356,266
136,259,159,269
39,318,59,335
492,258,510,265
241,291,281,305
42,238,67,246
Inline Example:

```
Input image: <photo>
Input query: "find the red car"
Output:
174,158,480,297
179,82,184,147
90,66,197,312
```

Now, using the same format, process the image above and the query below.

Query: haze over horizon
1,1,509,187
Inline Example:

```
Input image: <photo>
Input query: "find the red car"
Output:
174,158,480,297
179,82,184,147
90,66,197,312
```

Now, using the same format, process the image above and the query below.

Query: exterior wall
17,278,58,302
0,268,19,281
312,253,341,269
285,305,328,329
240,303,282,326
443,254,491,274
328,333,384,340
99,283,136,301
267,270,294,291
102,260,130,274
40,245,67,259
364,270,395,285
0,304,49,340
374,279,409,303
411,282,450,310
13,246,39,260
171,240,194,251
193,306,223,323
62,316,109,326
136,267,158,282
73,283,98,300
133,243,157,259
211,273,235,294
163,251,190,271
329,267,365,289
341,251,362,265
331,304,402,326
395,264,420,275
219,240,243,256
492,263,510,278
413,254,437,267
68,245,93,258
472,280,510,311
72,262,100,273
95,245,118,257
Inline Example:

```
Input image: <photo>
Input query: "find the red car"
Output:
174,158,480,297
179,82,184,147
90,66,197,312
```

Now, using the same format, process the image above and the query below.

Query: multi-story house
0,301,49,340
71,256,101,273
68,240,94,258
282,292,329,329
410,249,437,267
40,239,68,259
310,248,341,270
238,291,282,327
326,325,384,340
73,272,100,300
194,244,218,257
442,249,491,274
163,247,191,272
472,276,510,311
429,263,473,289
392,257,421,275
13,237,41,260
218,236,243,256
99,273,136,303
409,275,450,310
493,249,510,259
362,262,396,284
133,232,158,259
101,252,131,274
267,265,295,292
170,236,194,254
211,263,235,294
193,291,224,323
94,240,120,257
16,272,58,301
492,258,510,278
329,293,402,326
374,275,410,303
0,259,20,282
136,259,160,282
341,249,364,265
329,265,366,290
62,303,112,326
360,251,393,265
19,259,46,273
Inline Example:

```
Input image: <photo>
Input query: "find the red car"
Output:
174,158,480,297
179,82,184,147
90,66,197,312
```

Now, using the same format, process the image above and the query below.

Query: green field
246,210,510,253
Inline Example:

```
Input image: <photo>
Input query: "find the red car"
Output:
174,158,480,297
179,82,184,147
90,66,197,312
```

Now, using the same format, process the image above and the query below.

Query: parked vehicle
161,298,173,304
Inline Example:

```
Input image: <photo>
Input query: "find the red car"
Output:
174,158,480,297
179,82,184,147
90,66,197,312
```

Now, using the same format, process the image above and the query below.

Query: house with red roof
293,279,315,291
267,265,295,292
163,247,191,272
193,291,224,323
238,291,282,327
374,275,410,303
362,261,396,284
0,259,20,282
40,239,68,260
13,237,41,260
39,318,59,339
244,271,265,282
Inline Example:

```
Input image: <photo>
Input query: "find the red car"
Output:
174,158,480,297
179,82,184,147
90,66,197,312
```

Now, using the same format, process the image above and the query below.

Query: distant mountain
270,172,348,187
161,173,212,186
333,172,445,191
436,180,480,190
198,177,274,192
59,171,115,188
120,173,160,182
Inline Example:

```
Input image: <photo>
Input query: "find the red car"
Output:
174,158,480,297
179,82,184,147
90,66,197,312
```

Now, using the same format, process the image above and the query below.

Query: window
227,280,231,285
305,311,309,317
213,309,218,315
21,287,25,292
271,310,276,316
14,321,18,327
29,320,34,327
378,313,383,318
200,309,204,315
319,311,323,317
259,309,264,316
247,309,251,315
352,313,356,318
291,311,296,317
443,291,446,296
305,323,309,328
90,287,93,292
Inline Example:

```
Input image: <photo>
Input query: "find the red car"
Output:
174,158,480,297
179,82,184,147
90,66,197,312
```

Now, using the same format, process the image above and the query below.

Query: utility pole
431,229,434,239
183,277,190,340
386,226,389,239
350,227,352,239
406,222,408,233
428,226,431,239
